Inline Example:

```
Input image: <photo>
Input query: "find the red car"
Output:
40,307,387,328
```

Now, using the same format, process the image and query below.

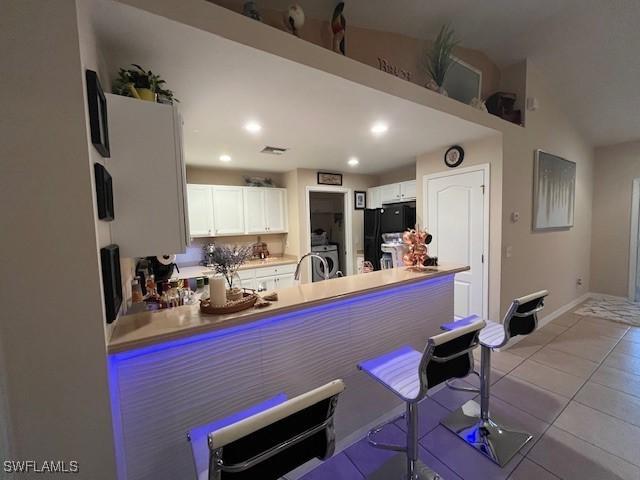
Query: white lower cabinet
251,264,297,292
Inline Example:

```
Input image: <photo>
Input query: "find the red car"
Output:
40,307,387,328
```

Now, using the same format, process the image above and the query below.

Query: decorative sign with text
377,57,412,81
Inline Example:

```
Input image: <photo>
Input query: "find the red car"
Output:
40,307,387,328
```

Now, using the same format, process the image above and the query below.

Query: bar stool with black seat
439,290,548,467
187,379,345,480
357,317,486,480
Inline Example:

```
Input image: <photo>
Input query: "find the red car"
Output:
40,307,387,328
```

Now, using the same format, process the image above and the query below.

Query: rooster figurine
331,2,346,55
284,4,305,37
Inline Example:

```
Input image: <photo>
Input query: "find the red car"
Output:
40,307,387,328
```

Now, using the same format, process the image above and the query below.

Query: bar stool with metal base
439,290,548,467
187,379,345,480
357,317,486,480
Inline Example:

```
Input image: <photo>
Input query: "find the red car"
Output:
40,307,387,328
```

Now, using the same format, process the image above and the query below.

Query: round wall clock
444,145,465,168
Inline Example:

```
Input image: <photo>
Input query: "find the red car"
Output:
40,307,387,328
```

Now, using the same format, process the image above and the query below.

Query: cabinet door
379,183,401,204
400,180,417,200
212,187,245,235
187,185,214,237
255,275,277,293
244,188,267,234
264,189,287,233
276,273,295,289
368,187,383,208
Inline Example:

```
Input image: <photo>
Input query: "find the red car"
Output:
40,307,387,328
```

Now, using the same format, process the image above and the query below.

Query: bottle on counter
146,274,157,298
131,277,144,304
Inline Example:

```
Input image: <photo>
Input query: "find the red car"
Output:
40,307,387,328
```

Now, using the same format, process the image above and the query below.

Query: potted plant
112,64,179,104
424,24,459,96
209,245,253,301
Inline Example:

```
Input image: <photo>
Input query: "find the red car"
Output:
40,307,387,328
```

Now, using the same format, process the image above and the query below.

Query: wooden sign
377,57,412,81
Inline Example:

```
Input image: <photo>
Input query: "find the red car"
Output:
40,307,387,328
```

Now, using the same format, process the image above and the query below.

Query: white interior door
426,169,486,319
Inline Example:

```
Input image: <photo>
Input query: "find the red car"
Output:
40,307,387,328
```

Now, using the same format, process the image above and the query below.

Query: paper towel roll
156,254,177,266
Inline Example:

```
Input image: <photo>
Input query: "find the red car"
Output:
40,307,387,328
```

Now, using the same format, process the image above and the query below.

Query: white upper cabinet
106,94,189,257
244,187,287,234
379,183,402,204
244,188,267,234
367,186,382,209
212,186,245,236
399,180,417,200
187,185,214,237
264,189,287,233
187,185,288,237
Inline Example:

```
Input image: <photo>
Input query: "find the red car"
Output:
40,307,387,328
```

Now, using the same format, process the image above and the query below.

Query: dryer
311,244,340,281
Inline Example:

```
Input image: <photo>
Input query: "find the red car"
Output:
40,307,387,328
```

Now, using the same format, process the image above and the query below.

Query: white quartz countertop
109,264,468,353
172,255,298,280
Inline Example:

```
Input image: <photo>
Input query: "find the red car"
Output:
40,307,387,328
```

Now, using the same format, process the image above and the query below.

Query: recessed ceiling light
371,122,388,135
244,121,262,133
348,157,359,166
219,154,232,162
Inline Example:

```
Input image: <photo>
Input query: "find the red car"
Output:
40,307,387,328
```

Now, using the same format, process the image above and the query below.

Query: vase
136,88,156,102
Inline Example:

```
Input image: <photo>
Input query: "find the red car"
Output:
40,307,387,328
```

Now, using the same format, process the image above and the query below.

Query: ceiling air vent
260,146,288,155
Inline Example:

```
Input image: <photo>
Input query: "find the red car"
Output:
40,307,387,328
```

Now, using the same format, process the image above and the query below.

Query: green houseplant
424,24,459,95
112,64,178,104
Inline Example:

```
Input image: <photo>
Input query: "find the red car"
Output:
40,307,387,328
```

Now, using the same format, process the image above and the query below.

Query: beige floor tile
559,325,621,347
591,365,640,398
528,426,640,480
614,339,640,359
530,346,599,379
555,401,640,466
570,317,629,340
603,351,640,375
546,334,616,362
475,348,524,373
537,323,568,337
624,328,640,344
507,330,557,359
491,375,570,424
510,360,585,398
509,459,560,480
575,381,640,428
552,312,581,328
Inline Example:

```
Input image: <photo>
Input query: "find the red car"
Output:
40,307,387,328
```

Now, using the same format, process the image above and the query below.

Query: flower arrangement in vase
208,245,253,300
402,228,433,269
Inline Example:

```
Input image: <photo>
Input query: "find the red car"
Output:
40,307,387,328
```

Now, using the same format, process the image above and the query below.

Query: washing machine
311,244,340,281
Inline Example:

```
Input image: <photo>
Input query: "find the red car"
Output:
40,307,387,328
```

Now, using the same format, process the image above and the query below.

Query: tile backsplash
176,234,287,267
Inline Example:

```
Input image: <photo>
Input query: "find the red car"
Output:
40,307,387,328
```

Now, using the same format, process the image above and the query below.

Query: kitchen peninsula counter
108,264,468,353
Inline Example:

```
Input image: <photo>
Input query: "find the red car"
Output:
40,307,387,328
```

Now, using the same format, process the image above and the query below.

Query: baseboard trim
588,292,628,301
502,292,591,351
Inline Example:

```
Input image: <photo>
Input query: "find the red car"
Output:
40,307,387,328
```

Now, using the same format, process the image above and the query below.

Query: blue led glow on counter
109,274,453,363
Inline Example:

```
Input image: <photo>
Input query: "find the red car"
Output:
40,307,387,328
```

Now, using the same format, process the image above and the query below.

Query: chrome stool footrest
367,414,406,452
440,400,532,467
366,454,442,480
444,371,480,393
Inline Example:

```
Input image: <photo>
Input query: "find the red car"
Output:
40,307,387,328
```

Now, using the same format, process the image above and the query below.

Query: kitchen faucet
294,252,329,281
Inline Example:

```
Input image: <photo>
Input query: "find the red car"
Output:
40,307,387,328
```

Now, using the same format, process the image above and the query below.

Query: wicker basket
200,291,258,315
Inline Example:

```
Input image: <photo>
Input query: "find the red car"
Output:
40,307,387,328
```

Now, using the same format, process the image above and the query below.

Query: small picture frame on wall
86,69,110,158
100,244,122,324
94,163,114,221
354,191,366,209
317,172,343,186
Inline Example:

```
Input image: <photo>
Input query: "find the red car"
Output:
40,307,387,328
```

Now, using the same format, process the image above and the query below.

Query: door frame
423,163,490,320
305,186,354,281
628,178,640,301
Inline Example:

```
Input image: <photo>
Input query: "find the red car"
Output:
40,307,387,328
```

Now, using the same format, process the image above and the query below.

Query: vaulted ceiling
251,0,640,147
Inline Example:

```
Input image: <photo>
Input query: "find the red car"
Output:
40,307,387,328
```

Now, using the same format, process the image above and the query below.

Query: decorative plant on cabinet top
112,64,179,104
424,24,459,96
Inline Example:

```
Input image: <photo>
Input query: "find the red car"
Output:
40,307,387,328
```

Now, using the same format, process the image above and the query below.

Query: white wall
0,0,117,477
590,140,640,297
500,61,593,316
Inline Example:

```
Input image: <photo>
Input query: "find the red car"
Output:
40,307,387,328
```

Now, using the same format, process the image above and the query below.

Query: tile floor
301,308,640,480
